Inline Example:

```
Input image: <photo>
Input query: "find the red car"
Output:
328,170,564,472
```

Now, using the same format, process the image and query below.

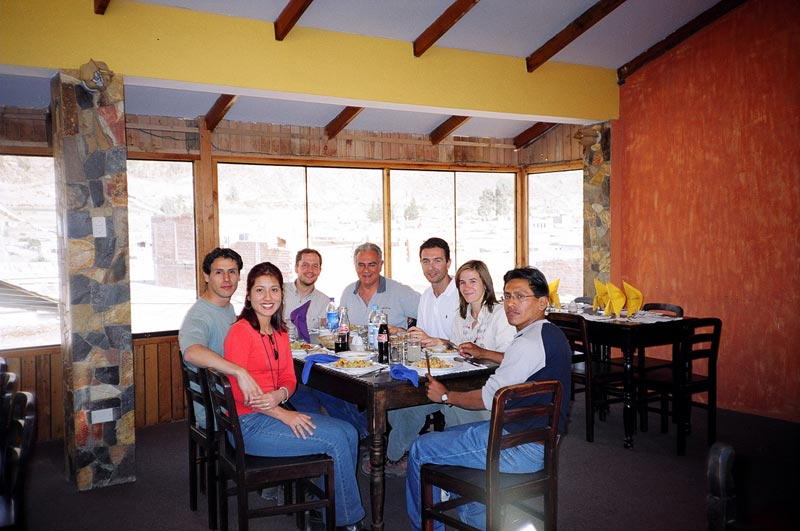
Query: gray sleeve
178,309,210,354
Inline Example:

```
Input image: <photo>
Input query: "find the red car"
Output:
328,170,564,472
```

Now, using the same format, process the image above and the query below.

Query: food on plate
335,359,373,369
415,356,454,369
290,341,315,350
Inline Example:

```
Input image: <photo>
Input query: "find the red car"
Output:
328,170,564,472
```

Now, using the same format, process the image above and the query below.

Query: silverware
455,356,485,368
360,366,387,377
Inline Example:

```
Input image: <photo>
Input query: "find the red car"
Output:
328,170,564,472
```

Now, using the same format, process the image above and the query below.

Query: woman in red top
223,261,366,530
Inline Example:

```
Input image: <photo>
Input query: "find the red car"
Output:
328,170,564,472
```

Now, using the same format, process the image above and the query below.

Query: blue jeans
291,385,369,440
387,403,443,461
239,412,366,526
405,421,545,531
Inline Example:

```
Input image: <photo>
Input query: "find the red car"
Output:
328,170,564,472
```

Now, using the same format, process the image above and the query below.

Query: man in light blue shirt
339,242,420,328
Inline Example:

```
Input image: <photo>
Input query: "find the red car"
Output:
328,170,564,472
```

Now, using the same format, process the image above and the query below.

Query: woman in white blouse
427,260,515,363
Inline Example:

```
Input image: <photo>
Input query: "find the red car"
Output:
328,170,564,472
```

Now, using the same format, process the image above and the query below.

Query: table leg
367,404,387,531
623,347,635,449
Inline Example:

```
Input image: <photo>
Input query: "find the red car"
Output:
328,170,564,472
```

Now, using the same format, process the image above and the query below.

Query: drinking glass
406,337,421,364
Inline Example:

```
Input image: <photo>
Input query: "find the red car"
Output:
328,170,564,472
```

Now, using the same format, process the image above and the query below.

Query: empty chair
181,363,218,529
641,317,721,455
421,380,563,531
546,312,623,442
0,391,37,530
206,370,336,531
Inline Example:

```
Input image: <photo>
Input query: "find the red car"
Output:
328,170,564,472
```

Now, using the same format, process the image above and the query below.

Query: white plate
408,359,463,375
324,360,381,374
425,345,459,355
337,351,375,361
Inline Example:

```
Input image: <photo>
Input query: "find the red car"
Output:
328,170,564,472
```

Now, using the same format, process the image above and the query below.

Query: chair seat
424,463,548,499
233,452,335,484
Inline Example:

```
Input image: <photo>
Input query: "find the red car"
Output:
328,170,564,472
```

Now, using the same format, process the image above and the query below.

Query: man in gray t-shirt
179,248,264,422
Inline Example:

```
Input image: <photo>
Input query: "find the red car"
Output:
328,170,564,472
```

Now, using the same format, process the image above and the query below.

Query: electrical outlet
91,216,107,238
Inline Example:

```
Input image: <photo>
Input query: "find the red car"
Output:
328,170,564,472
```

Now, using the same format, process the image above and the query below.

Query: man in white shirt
370,238,460,477
282,248,329,338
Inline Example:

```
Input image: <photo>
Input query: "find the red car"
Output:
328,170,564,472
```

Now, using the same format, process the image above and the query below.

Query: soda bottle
367,304,380,351
377,321,390,364
335,306,350,353
325,297,338,332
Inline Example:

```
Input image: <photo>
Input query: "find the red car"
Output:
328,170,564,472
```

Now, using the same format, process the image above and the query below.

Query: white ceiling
0,0,723,139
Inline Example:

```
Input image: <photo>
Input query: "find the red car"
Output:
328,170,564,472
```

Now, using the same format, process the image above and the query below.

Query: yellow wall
0,0,618,122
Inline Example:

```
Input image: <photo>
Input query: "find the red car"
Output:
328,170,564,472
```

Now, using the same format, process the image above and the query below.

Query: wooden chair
0,391,37,530
181,363,219,529
421,380,563,531
205,370,336,531
640,317,721,455
546,313,623,442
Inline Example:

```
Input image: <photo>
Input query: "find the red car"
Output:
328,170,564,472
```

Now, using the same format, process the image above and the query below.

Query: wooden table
293,358,495,531
584,315,686,449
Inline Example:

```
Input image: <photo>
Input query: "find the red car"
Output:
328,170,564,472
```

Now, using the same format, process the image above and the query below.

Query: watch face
441,393,448,403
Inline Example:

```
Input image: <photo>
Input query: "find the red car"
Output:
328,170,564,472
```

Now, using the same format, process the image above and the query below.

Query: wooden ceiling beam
513,122,557,150
526,0,627,73
429,115,470,145
617,0,746,84
413,0,479,58
274,0,315,41
205,94,238,132
94,0,111,15
325,106,363,139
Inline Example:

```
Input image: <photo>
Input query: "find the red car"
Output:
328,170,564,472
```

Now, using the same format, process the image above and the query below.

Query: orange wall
612,0,800,422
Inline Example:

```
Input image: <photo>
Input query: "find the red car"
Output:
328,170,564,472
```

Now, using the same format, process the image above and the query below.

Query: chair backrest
205,370,247,471
0,358,7,374
1,391,37,526
181,363,214,435
485,381,562,491
643,302,684,317
0,372,18,432
678,317,722,382
573,296,593,305
546,312,591,366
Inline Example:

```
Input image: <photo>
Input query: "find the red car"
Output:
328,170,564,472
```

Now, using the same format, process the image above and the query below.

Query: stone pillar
50,66,135,490
584,124,611,295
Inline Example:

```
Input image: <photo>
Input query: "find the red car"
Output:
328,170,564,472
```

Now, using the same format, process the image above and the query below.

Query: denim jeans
291,385,369,440
239,412,366,526
387,403,443,461
405,421,545,531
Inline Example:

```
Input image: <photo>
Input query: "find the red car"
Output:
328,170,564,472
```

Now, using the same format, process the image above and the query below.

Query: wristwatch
440,393,449,404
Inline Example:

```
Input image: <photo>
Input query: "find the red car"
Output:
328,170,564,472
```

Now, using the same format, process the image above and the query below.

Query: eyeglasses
501,293,540,303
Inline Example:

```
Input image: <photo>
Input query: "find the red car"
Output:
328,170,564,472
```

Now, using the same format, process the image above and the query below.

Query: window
455,171,516,293
218,164,383,306
0,155,59,348
528,169,584,302
127,160,196,333
390,170,455,293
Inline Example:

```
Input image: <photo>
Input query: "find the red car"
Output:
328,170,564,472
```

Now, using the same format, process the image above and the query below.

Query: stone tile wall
51,68,135,490
584,124,611,295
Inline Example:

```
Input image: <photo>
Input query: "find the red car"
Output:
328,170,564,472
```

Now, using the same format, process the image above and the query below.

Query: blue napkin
390,365,420,387
301,354,338,384
290,300,312,343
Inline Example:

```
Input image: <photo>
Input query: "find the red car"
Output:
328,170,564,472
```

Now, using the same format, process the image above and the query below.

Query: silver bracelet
279,386,290,404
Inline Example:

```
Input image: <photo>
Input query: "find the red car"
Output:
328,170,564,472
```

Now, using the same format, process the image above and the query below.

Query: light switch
92,216,107,238
91,408,115,424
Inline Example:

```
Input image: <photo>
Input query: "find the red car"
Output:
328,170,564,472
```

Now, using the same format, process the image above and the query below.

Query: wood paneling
2,334,186,442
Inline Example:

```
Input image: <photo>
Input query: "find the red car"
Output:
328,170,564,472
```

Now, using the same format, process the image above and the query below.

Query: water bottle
335,306,350,353
325,297,338,332
367,305,380,351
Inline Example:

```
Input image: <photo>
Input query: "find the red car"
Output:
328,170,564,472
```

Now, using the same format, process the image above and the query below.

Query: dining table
579,309,688,449
292,352,496,531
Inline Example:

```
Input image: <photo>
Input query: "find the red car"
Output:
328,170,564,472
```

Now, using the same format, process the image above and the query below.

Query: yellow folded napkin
593,278,608,311
623,281,643,316
548,278,561,309
605,282,627,318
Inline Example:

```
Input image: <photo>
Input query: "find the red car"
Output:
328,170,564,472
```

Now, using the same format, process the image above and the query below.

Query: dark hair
237,262,287,333
455,260,499,319
295,248,322,267
202,247,243,275
419,237,450,262
503,267,550,298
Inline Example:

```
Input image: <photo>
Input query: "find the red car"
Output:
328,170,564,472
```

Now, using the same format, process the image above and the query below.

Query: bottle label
338,324,350,334
327,312,338,330
377,333,388,342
